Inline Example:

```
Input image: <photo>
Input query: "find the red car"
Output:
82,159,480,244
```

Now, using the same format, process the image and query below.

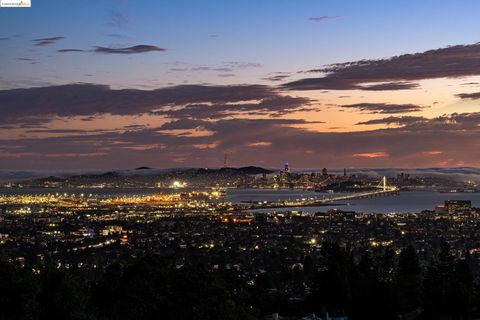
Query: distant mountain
73,171,122,178
188,166,273,175
232,166,273,175
7,166,274,186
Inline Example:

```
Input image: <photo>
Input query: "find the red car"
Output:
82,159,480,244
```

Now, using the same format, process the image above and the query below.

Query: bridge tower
376,176,388,191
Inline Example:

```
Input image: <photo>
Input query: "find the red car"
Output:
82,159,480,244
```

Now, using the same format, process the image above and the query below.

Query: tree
307,242,353,316
0,261,39,320
423,242,456,318
449,259,473,318
38,266,93,320
93,255,257,320
396,245,422,314
350,249,395,319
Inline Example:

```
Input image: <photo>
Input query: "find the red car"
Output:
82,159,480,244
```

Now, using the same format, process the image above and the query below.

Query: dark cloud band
284,43,480,91
341,103,424,114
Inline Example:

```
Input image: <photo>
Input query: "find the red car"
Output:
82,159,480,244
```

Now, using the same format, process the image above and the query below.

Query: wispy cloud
192,66,233,72
357,116,426,126
32,36,64,46
341,103,424,114
353,152,389,158
358,82,419,91
456,92,480,100
263,74,290,82
56,45,163,54
308,15,341,23
225,61,263,69
57,48,85,53
94,45,166,54
107,33,129,39
16,57,38,64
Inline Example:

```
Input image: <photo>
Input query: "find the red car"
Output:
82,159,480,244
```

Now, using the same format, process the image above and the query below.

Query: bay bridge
242,176,399,210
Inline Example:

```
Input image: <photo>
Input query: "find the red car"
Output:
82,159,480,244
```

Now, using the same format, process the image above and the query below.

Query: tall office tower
284,161,289,173
322,167,328,176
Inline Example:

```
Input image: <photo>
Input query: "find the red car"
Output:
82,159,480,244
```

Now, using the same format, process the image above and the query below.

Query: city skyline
2,1,480,169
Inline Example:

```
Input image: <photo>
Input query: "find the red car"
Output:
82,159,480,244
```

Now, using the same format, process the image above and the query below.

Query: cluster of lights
170,181,187,188
0,191,225,209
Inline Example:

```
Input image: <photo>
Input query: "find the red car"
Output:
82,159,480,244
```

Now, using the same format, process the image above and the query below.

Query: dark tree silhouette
0,261,38,320
38,266,93,320
0,241,478,320
307,242,353,316
396,245,422,315
93,255,256,320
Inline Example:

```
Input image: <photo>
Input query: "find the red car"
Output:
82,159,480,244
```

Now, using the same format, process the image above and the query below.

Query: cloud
456,92,480,100
32,36,64,46
247,141,272,147
170,63,261,74
0,83,279,125
25,129,100,134
57,48,85,53
94,45,166,54
5,79,480,169
359,81,419,91
3,112,480,169
225,61,263,69
263,75,290,82
192,66,234,72
341,103,424,114
284,43,480,90
353,152,389,158
16,58,38,65
162,95,314,119
308,16,341,23
0,37,9,41
423,150,443,155
107,33,129,39
357,116,426,126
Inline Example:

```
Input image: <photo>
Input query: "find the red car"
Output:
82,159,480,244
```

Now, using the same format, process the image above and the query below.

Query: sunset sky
1,0,480,169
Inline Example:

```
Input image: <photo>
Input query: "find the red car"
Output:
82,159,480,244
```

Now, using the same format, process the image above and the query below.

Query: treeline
304,243,476,319
0,243,478,319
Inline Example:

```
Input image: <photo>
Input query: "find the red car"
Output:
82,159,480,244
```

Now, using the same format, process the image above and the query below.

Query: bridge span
241,176,399,210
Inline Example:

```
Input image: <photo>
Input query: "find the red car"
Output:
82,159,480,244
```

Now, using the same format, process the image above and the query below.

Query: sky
1,0,480,169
